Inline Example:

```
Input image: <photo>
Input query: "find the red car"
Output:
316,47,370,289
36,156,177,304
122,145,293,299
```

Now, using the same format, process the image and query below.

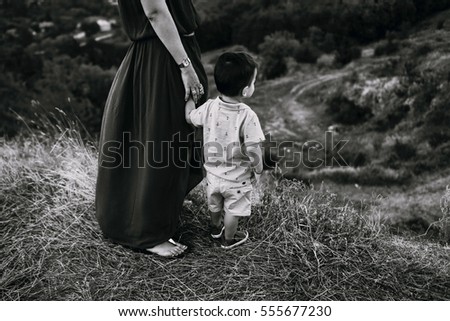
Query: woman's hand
181,65,204,103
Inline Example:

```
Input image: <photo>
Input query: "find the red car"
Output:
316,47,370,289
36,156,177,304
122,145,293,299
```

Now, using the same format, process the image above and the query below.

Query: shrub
424,91,450,127
335,42,361,66
410,76,439,115
414,43,433,57
422,127,450,148
327,94,373,125
320,33,337,53
353,152,368,168
317,54,335,68
373,105,410,131
308,26,324,46
196,16,233,52
41,35,81,57
0,74,34,137
233,8,291,51
31,56,116,134
392,140,417,161
413,142,450,174
258,31,301,79
374,40,400,56
436,19,446,30
80,20,100,37
295,40,321,64
84,40,129,69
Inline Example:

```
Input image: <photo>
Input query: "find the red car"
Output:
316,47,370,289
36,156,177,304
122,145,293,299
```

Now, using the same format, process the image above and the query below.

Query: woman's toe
170,247,185,257
169,238,188,250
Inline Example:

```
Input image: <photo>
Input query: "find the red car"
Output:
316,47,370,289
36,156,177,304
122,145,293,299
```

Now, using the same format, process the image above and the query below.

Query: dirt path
270,56,392,140
281,73,349,136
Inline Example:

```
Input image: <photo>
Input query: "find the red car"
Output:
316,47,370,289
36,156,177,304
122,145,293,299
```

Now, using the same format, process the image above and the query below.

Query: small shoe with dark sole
210,225,225,239
220,230,249,249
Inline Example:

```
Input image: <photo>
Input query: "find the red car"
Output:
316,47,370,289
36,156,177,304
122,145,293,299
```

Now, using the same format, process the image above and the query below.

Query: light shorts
205,173,252,217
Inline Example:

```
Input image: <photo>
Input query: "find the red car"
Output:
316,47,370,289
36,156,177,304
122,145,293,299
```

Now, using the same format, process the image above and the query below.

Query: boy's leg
209,210,224,239
221,179,252,248
223,213,239,240
210,210,222,227
205,175,225,238
221,211,248,249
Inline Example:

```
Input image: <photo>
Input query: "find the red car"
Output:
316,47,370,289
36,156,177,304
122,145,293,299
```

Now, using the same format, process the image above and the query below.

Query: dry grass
1,116,449,301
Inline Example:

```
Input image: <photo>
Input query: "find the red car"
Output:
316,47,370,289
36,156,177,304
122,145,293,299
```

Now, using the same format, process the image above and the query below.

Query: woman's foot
146,240,186,258
168,238,188,251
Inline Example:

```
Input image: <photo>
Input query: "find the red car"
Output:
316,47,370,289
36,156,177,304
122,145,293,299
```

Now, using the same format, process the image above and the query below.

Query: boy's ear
242,86,249,97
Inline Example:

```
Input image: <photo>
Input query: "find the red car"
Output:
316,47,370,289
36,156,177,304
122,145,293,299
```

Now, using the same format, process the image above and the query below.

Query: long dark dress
95,0,207,249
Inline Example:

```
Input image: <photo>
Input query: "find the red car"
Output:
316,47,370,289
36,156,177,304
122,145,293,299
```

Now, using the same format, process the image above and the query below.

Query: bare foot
146,241,186,258
168,238,188,251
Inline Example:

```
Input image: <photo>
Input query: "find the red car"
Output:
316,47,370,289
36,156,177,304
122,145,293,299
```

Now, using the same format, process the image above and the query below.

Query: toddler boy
185,52,265,249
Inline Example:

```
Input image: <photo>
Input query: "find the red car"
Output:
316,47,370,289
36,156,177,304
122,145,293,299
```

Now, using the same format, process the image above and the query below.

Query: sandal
220,230,249,249
210,225,225,239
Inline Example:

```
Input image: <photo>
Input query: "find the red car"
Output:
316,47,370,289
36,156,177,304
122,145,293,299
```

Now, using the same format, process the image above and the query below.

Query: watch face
180,58,190,68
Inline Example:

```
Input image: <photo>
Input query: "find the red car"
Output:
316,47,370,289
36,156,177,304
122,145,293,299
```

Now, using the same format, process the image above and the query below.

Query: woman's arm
140,0,203,102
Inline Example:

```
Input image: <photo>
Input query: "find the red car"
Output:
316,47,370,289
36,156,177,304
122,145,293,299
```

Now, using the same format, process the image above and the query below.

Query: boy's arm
244,143,263,183
185,99,195,125
187,100,209,127
241,112,266,183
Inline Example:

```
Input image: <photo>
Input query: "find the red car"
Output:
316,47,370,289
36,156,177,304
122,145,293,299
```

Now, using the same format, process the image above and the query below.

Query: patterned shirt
190,97,265,181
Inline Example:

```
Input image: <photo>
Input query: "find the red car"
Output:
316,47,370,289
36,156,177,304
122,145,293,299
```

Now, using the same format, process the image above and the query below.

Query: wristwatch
178,57,191,69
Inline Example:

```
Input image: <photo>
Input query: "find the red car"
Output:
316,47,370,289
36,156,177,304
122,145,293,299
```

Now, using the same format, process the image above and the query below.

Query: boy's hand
251,171,262,185
185,99,195,125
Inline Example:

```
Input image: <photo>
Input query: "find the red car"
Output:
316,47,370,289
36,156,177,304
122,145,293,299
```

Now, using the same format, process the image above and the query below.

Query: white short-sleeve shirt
190,97,265,181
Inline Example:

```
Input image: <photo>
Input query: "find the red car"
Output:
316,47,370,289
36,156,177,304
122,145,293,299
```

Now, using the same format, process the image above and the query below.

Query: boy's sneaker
210,225,225,239
220,230,249,249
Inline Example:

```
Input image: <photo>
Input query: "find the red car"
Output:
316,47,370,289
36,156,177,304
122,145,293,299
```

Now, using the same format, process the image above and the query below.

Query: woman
95,0,207,257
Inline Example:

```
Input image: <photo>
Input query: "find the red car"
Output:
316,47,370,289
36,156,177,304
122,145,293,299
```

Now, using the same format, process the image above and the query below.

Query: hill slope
200,10,450,238
1,122,449,300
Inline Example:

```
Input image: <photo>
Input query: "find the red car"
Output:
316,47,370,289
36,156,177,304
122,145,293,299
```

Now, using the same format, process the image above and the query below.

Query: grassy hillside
1,119,449,300
196,9,450,239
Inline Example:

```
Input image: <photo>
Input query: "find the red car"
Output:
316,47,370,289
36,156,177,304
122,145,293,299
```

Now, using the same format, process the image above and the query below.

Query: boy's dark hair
214,52,258,97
